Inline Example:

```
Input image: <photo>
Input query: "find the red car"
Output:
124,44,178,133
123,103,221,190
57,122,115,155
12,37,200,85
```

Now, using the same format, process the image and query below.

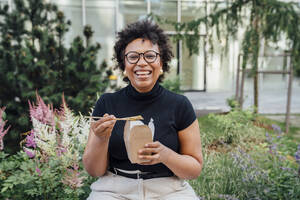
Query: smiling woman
83,20,203,200
124,38,162,93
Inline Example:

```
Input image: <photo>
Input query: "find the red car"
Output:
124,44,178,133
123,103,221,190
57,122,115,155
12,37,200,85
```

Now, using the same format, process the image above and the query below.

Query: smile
134,70,152,76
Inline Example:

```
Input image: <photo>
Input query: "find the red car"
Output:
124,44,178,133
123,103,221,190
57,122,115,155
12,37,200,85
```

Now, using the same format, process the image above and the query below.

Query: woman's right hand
90,113,116,142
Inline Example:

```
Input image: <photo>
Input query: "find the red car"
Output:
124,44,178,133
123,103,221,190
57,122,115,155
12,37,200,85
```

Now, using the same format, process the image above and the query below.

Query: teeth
135,71,151,75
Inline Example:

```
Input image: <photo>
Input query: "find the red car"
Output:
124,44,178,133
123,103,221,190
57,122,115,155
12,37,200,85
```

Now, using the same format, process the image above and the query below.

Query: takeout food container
124,120,153,164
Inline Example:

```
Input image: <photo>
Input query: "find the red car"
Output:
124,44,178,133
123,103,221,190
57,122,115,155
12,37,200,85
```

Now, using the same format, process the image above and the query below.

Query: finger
144,141,160,148
94,119,116,133
138,148,158,155
139,153,160,162
139,154,160,165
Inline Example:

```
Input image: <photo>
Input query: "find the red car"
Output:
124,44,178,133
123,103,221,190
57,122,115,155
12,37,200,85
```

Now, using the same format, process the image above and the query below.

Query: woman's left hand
138,141,171,165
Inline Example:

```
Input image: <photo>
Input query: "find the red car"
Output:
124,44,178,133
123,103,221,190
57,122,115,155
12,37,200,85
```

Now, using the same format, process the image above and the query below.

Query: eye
145,53,156,59
129,55,139,59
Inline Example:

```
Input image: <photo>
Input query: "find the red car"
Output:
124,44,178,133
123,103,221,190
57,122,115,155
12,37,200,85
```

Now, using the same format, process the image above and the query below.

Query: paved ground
184,86,300,127
185,87,300,114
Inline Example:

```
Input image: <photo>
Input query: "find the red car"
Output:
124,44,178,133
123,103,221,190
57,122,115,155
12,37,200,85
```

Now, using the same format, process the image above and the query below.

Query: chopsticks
84,115,144,121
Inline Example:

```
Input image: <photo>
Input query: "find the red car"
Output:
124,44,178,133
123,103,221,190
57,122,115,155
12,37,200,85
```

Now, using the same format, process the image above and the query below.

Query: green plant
0,95,96,199
161,76,182,94
226,96,240,111
201,109,260,146
153,0,300,112
0,0,110,153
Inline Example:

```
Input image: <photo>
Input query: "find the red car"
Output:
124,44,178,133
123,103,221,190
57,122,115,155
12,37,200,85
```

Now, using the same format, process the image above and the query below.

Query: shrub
161,76,182,94
201,109,262,147
0,95,96,199
0,0,111,153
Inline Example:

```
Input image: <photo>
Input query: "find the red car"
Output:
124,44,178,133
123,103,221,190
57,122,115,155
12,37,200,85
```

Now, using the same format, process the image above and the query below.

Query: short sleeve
175,96,196,131
92,94,107,117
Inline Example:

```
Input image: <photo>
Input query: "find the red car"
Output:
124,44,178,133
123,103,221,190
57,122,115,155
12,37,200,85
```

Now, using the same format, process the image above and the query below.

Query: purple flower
25,130,37,148
0,107,11,151
24,148,35,158
295,145,300,165
271,124,282,133
36,167,42,176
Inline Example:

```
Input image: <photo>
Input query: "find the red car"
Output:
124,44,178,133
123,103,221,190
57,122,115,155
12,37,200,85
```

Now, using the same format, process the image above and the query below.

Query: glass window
119,0,147,26
0,0,8,6
85,0,115,64
52,0,84,46
164,34,178,80
181,37,205,90
151,0,177,31
181,1,207,35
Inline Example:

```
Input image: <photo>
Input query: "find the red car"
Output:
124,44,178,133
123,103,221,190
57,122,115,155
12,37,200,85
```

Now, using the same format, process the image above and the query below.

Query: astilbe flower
25,130,37,148
0,107,11,151
62,163,85,189
24,147,35,158
36,167,42,176
28,93,55,127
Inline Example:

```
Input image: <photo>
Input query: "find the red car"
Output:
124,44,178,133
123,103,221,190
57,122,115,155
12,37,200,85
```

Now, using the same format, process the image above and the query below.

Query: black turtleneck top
92,82,196,174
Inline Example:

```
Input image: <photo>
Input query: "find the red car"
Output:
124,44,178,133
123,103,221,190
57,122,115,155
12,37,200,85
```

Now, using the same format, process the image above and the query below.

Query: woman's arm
138,119,203,179
82,114,116,177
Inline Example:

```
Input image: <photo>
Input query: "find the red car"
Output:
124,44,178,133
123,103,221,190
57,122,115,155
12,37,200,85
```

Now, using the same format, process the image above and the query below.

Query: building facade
1,0,300,95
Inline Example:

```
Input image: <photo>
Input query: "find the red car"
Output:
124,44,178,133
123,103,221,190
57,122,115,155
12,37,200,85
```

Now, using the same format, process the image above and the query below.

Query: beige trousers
87,171,198,200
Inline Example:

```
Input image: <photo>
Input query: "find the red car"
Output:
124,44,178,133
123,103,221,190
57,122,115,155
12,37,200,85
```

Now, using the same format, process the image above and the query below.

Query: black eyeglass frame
124,50,161,64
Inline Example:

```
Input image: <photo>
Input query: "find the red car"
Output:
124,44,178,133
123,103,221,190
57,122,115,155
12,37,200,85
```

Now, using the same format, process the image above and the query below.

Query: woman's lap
87,172,198,200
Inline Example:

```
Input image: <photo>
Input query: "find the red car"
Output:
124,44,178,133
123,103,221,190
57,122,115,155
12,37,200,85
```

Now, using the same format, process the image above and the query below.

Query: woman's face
124,38,162,93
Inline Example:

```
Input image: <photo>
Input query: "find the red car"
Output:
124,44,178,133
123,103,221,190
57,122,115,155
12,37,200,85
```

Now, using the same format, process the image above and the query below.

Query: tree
0,0,111,153
153,0,300,112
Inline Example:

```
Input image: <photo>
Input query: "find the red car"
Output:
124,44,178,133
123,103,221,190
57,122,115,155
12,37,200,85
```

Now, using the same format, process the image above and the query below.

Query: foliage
0,107,10,151
0,0,111,153
226,96,240,111
0,95,96,199
191,111,300,200
152,0,300,113
201,109,262,147
153,0,300,75
161,76,182,94
1,100,300,199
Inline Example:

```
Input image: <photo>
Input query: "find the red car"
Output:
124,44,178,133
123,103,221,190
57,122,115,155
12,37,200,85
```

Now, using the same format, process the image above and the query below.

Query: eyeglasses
125,50,160,64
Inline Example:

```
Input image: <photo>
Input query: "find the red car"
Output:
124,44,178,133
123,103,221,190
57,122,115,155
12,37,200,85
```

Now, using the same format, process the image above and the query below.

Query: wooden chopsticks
84,115,143,121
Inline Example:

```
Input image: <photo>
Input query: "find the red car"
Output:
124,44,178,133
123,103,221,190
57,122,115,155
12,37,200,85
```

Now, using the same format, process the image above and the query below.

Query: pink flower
24,148,35,158
25,130,37,148
0,107,11,151
62,163,85,189
28,92,55,126
56,145,67,157
55,93,69,121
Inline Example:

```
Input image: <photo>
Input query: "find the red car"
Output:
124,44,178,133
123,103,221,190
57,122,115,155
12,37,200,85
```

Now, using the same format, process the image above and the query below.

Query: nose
137,54,147,66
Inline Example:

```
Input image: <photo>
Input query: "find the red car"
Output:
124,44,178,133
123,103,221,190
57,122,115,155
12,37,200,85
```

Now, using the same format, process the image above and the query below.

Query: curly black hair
113,20,173,82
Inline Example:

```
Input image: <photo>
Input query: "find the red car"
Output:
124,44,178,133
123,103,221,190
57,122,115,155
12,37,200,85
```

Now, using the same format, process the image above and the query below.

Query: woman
83,20,203,200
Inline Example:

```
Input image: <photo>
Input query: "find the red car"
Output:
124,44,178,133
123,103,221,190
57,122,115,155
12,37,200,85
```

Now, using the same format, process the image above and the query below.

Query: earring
159,69,163,75
123,70,127,77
